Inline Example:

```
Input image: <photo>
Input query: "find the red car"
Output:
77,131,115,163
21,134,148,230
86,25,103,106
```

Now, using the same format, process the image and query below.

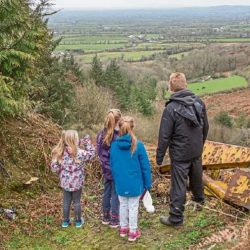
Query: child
51,130,95,228
96,109,121,228
110,116,152,242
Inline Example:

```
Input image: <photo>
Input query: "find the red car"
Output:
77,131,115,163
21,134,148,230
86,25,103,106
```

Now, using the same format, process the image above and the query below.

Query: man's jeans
103,179,119,221
169,157,204,223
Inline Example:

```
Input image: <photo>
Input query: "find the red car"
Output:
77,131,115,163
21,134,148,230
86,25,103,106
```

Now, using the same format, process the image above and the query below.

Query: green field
78,50,165,63
56,43,126,52
209,37,250,43
59,35,128,44
188,76,248,95
165,76,248,97
169,51,190,60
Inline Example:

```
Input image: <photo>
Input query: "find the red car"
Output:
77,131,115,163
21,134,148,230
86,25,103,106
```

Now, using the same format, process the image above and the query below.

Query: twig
203,206,249,222
0,160,11,178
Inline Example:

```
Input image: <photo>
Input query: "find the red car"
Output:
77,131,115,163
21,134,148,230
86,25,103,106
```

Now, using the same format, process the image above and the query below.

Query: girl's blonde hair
103,109,121,146
119,116,137,153
52,130,79,161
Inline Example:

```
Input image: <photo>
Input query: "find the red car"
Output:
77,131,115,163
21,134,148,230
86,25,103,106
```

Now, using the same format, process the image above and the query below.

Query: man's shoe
186,200,204,211
194,202,203,211
160,216,183,227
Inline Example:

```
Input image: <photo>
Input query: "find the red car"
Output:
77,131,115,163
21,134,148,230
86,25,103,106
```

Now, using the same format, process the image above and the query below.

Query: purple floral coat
51,137,95,192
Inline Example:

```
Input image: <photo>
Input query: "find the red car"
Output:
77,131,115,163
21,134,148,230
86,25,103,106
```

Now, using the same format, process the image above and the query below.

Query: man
156,72,209,227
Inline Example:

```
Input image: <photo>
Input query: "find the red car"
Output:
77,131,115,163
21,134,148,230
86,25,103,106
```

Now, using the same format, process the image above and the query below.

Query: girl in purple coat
97,109,121,228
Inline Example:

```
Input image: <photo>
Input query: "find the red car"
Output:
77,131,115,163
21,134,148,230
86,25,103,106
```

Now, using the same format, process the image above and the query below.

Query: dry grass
208,120,250,146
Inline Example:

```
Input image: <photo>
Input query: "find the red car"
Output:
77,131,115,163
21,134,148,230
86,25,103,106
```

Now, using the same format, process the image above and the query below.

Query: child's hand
79,134,91,146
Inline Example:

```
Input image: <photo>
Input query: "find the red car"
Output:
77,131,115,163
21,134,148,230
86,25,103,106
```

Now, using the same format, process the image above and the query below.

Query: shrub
234,113,247,128
70,83,117,130
214,111,233,128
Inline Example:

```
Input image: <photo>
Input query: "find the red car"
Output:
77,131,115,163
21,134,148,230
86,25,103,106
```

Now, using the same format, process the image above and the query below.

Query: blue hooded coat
110,134,152,197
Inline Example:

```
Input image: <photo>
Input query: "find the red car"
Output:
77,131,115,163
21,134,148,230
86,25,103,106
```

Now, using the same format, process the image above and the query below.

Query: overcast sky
54,0,250,10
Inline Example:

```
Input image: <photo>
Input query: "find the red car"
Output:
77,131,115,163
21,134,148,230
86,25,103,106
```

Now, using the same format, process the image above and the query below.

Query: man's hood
169,89,196,106
167,89,203,127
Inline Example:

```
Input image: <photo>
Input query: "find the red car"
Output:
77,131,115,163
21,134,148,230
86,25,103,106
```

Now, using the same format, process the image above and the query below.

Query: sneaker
75,218,84,228
119,227,129,237
160,216,183,227
110,221,119,228
102,217,111,225
128,230,141,242
62,221,70,228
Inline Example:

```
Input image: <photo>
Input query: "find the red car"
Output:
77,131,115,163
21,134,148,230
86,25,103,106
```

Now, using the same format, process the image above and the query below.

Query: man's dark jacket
156,89,209,165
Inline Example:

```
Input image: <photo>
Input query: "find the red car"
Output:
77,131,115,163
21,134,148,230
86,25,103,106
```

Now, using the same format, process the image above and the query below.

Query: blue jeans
102,179,119,222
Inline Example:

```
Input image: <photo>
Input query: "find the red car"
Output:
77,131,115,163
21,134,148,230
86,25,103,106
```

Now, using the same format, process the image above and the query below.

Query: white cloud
53,0,250,9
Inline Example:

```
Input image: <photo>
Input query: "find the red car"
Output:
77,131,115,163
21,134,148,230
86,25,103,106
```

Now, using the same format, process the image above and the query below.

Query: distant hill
49,6,250,24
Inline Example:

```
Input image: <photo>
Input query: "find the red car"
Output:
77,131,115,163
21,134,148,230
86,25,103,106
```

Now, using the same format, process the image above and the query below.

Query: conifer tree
89,55,103,86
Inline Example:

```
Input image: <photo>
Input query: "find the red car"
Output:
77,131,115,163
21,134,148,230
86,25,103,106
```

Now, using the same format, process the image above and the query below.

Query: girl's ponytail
119,116,137,154
103,109,121,146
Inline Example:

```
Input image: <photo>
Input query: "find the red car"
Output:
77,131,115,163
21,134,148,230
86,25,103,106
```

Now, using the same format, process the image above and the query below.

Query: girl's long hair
119,116,137,153
52,130,79,161
103,109,121,146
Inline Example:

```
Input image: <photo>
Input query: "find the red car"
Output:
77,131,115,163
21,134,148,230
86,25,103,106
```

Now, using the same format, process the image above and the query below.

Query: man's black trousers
169,157,204,223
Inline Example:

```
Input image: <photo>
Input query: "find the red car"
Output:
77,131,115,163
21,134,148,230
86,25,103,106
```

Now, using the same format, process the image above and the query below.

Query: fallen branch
203,206,249,222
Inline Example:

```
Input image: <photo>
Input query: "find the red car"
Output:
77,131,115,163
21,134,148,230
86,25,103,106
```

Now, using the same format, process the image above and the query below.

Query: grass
188,76,248,96
209,37,250,43
55,43,126,52
78,50,165,63
169,51,190,60
60,35,127,44
165,76,248,98
136,42,205,50
4,203,226,250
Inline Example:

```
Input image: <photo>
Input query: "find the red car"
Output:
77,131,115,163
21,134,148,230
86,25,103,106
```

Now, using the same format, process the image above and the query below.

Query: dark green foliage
0,0,83,123
215,111,233,128
0,0,56,117
104,60,131,109
89,55,104,86
30,57,76,125
90,58,157,115
131,78,157,116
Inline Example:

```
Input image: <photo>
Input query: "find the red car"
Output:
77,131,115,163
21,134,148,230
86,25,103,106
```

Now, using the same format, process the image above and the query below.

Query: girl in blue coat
110,116,152,242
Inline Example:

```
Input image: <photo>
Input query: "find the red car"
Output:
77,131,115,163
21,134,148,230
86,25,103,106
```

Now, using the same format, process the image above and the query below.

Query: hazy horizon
54,0,250,10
